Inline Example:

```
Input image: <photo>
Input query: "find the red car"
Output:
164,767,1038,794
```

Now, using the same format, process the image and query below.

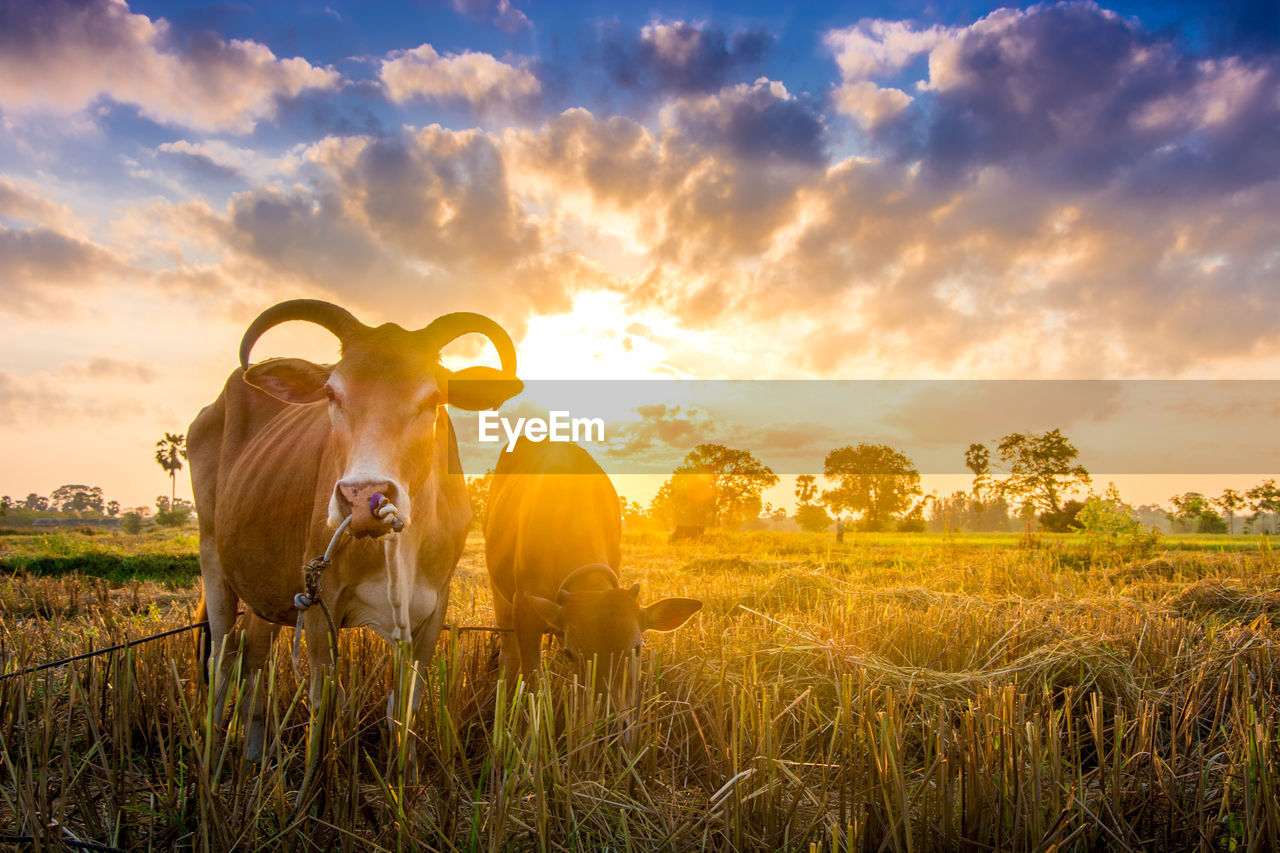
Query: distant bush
1078,484,1163,561
794,504,831,533
153,497,193,528
121,512,144,534
1039,500,1085,532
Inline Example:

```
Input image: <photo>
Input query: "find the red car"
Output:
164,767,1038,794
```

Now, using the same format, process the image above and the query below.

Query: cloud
445,0,530,34
221,185,431,306
505,107,821,291
881,382,1123,446
666,78,828,166
823,19,952,127
155,141,246,183
380,44,540,117
874,2,1280,194
596,20,772,97
0,0,340,133
0,178,74,229
0,225,130,315
825,19,951,81
0,359,162,427
204,127,551,328
58,356,160,383
611,403,713,456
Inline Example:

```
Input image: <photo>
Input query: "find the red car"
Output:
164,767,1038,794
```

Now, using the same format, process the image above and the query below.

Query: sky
0,0,1277,511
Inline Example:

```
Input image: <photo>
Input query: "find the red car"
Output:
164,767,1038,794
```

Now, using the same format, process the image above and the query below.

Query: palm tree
155,433,187,503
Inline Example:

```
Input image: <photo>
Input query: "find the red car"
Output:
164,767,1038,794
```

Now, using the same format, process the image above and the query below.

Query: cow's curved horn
418,312,518,375
557,563,620,600
239,300,366,369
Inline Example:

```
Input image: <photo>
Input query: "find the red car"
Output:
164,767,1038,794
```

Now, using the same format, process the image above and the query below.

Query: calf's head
528,566,701,714
239,299,522,534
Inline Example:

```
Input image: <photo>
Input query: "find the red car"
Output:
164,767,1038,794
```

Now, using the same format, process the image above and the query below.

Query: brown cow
484,438,702,718
189,299,521,761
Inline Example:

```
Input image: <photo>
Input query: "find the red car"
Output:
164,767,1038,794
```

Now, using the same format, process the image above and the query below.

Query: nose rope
290,493,404,676
292,515,351,675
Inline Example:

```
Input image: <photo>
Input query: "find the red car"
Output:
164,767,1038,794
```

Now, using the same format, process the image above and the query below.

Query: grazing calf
484,438,702,714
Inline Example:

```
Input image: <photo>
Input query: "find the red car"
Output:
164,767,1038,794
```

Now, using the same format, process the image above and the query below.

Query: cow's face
240,309,521,536
529,586,701,716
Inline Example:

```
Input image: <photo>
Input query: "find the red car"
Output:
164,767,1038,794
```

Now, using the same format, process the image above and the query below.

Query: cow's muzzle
336,479,404,538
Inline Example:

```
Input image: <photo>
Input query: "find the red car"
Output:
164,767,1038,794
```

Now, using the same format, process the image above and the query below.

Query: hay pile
1171,578,1280,620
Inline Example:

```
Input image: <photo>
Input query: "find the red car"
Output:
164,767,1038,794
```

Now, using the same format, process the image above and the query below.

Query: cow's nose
334,479,397,516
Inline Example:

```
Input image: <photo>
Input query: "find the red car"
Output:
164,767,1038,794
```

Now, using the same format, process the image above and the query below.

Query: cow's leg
302,605,340,705
492,589,520,684
241,614,280,763
383,584,448,781
200,556,240,722
292,606,342,810
512,593,545,684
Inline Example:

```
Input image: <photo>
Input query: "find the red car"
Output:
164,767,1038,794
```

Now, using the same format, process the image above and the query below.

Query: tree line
0,433,193,531
6,428,1275,537
466,428,1280,536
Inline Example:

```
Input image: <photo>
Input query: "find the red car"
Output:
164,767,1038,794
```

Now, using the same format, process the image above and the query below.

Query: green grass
1,529,1278,850
0,528,200,583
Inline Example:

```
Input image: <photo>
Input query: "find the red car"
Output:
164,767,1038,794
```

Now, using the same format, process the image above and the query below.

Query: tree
1169,492,1227,534
0,496,9,518
650,468,715,528
991,429,1091,522
1076,484,1136,539
795,504,832,532
1246,480,1280,534
965,443,991,500
105,500,120,518
795,474,819,507
1039,499,1086,533
651,444,778,529
155,432,188,504
50,484,105,515
618,497,647,528
155,496,193,528
466,469,494,530
821,443,921,531
1215,488,1244,535
792,473,832,532
1077,483,1162,559
24,493,48,511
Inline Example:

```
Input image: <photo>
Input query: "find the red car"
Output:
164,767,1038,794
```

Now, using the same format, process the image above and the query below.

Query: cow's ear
243,358,331,404
643,597,703,632
527,594,564,632
445,366,524,411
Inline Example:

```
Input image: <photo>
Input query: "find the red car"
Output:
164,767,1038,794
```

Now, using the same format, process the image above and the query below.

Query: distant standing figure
835,518,845,543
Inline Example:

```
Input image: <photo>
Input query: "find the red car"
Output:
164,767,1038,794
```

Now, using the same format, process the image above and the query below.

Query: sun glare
516,291,683,380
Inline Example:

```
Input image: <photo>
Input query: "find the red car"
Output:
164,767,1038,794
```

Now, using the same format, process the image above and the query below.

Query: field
2,529,1279,851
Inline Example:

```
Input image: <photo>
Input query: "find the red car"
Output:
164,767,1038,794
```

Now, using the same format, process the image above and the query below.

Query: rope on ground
0,620,211,682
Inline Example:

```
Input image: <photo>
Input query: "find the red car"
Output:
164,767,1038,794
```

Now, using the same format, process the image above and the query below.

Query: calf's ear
243,358,331,404
643,598,703,632
527,595,564,632
445,366,524,411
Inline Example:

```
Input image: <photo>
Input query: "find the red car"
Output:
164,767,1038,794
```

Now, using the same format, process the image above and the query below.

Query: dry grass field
2,529,1279,851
